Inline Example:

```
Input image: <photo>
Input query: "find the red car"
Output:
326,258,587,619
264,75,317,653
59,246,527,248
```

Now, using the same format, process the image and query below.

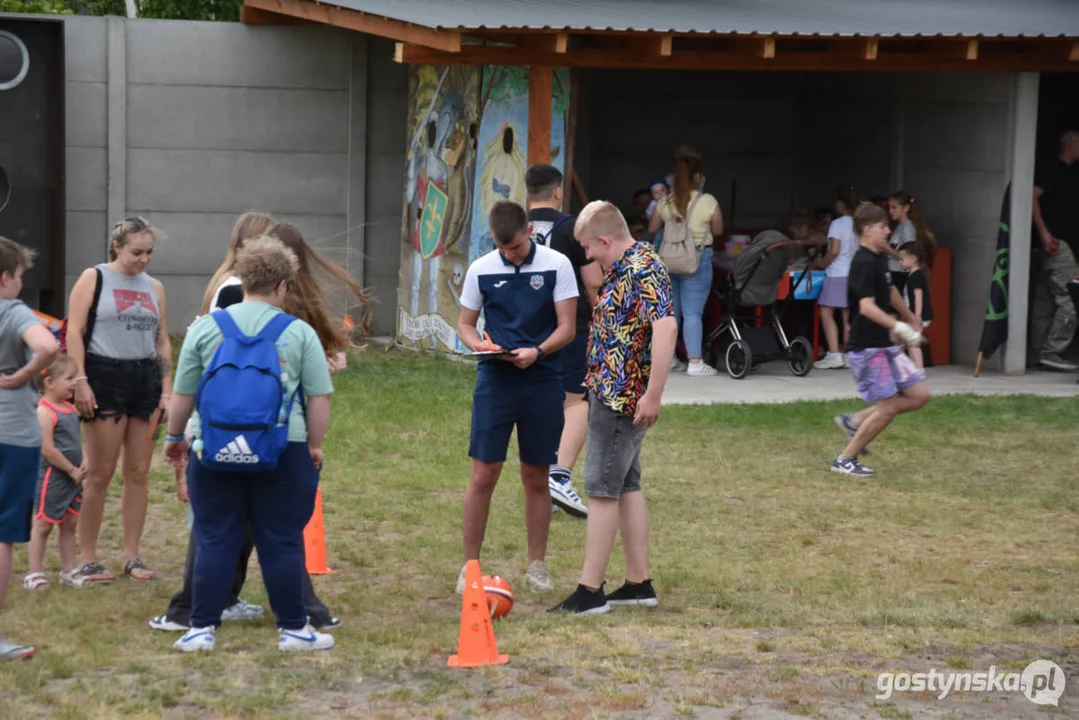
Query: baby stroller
704,230,814,379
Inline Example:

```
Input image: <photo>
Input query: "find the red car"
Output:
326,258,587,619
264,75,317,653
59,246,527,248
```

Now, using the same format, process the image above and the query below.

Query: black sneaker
547,583,610,615
605,579,658,608
1038,354,1078,372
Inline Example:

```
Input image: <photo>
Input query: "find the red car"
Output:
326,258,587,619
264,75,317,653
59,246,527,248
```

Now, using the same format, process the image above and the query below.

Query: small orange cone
448,559,509,668
303,488,334,575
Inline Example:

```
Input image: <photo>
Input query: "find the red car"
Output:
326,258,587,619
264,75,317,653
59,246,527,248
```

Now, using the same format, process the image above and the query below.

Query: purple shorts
818,275,848,308
846,346,925,404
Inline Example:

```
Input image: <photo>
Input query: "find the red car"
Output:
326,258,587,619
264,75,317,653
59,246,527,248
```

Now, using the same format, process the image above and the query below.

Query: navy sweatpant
188,443,318,630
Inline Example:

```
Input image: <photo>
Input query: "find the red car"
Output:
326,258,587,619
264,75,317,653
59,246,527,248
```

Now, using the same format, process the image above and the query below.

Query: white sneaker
686,361,718,377
670,357,687,372
222,598,265,621
174,626,216,652
524,559,554,592
149,614,189,632
278,623,335,652
549,476,588,517
813,354,845,370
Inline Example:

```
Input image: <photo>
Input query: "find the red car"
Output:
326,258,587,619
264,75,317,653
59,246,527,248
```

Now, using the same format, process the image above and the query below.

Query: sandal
124,557,154,581
75,561,115,585
22,572,49,590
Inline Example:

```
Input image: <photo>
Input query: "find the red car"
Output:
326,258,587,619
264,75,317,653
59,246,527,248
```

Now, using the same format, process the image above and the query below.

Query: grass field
0,350,1076,719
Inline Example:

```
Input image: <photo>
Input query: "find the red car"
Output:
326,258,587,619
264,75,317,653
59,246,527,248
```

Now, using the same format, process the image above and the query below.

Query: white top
889,221,916,273
825,216,857,278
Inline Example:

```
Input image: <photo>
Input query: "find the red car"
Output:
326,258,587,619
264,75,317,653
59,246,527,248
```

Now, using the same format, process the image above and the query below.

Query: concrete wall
900,73,1014,366
577,70,798,229
794,73,899,212
24,13,409,333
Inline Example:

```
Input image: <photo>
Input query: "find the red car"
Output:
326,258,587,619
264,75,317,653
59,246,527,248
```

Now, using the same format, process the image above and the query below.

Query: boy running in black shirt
832,204,929,477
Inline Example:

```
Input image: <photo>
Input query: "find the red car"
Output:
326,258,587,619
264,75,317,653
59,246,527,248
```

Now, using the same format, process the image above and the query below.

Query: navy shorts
469,373,564,465
561,332,589,395
0,444,40,543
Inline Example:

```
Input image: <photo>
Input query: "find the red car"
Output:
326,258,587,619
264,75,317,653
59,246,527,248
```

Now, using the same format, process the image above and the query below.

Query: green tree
0,0,73,13
0,0,242,20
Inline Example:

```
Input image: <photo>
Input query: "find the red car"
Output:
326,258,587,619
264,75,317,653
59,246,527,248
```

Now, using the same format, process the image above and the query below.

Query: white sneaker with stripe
278,622,335,652
174,626,216,652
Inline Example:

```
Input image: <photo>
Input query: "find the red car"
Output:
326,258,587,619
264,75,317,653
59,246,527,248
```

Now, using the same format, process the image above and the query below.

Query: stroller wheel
788,337,812,377
725,340,753,380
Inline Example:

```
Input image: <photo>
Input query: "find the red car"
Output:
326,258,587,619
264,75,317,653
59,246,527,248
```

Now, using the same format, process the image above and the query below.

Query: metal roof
324,0,1079,38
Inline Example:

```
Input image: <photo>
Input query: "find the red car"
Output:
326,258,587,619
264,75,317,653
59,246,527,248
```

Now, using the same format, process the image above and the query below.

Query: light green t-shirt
175,301,333,443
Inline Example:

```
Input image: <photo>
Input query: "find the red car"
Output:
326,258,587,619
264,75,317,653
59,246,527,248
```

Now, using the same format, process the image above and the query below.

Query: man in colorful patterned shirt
549,201,677,615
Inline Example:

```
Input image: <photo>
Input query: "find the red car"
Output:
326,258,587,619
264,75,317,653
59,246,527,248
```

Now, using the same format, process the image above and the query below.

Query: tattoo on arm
156,355,172,380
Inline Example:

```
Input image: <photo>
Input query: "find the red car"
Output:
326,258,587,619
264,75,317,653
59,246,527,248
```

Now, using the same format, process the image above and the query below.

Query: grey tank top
88,264,160,360
39,400,83,476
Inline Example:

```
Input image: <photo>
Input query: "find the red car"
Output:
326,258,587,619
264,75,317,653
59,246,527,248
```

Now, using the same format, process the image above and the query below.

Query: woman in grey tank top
66,217,173,585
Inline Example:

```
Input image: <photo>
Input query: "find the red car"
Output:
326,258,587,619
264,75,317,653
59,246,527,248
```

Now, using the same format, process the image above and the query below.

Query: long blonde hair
271,223,373,349
201,211,277,313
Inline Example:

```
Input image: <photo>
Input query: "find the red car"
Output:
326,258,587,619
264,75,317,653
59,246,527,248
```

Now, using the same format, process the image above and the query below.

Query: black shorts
86,354,161,422
561,332,589,395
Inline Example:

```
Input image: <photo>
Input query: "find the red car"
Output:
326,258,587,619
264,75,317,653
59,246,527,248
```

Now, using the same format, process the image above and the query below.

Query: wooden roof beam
520,32,569,54
864,38,879,61
242,0,461,52
626,34,673,57
625,33,673,56
393,39,1079,73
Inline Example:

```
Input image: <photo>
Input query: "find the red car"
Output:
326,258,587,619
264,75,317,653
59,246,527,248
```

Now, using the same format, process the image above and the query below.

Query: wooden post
562,69,580,212
528,66,553,167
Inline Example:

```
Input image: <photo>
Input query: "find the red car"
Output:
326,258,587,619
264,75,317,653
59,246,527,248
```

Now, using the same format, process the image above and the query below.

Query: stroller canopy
732,230,793,307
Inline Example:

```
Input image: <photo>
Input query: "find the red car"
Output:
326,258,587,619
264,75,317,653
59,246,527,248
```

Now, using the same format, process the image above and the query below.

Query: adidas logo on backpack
214,435,260,465
196,310,303,472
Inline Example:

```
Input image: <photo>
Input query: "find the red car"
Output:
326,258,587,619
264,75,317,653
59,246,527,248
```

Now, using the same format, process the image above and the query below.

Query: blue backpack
196,311,301,472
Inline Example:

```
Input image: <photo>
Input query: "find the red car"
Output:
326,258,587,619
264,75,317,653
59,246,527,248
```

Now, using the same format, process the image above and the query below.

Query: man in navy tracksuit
455,200,577,594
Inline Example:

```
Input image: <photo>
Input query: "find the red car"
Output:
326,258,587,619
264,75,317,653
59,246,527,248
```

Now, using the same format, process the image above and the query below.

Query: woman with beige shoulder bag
648,149,724,377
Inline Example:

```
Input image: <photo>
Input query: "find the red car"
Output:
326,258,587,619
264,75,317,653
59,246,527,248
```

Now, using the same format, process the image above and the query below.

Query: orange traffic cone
303,488,334,575
448,559,509,668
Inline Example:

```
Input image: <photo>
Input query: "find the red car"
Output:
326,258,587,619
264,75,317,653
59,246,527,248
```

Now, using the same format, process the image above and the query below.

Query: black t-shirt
846,246,893,351
528,208,594,335
902,269,933,323
1035,157,1079,252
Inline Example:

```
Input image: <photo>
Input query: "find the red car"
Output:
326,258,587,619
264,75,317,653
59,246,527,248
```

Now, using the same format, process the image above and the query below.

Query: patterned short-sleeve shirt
585,242,674,416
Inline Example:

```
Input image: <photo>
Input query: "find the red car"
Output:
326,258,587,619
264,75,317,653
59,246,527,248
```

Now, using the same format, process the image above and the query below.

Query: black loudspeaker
0,18,65,316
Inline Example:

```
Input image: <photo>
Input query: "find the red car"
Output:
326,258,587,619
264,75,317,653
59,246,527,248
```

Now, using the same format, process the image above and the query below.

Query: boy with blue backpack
163,237,336,653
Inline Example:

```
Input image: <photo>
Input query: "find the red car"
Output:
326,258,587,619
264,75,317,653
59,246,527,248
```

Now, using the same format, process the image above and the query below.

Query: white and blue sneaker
278,623,335,652
549,475,588,518
831,456,874,477
222,598,264,621
174,625,216,652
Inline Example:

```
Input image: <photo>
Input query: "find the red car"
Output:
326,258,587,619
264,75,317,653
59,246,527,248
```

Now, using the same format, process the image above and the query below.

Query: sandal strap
125,557,153,577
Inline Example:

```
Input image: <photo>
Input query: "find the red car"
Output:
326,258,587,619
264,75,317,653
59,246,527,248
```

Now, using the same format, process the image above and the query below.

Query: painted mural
397,65,570,353
398,65,480,351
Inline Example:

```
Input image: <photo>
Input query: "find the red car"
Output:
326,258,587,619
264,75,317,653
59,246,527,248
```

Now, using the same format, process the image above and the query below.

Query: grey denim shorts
584,395,649,499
